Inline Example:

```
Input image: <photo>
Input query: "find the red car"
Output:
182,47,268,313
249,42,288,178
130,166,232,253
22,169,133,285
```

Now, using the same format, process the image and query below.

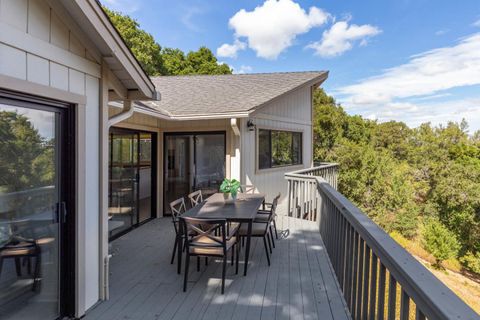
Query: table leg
244,220,252,276
177,233,182,275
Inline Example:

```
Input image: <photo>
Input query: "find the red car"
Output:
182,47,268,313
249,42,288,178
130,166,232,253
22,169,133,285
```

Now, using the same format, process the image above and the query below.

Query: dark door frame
163,131,226,216
0,90,76,319
108,127,157,241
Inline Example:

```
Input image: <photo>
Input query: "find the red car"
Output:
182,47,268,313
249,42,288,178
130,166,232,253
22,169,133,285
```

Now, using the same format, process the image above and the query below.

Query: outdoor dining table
178,192,265,276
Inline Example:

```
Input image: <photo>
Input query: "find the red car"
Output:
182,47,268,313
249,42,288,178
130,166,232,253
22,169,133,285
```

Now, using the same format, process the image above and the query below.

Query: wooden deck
85,216,350,320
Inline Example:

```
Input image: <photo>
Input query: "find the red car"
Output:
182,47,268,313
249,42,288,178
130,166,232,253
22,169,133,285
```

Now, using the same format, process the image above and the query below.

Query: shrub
423,219,460,268
460,251,480,274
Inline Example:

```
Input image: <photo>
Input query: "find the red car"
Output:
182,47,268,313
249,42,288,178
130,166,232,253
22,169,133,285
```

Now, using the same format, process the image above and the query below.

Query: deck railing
285,165,479,320
285,162,338,220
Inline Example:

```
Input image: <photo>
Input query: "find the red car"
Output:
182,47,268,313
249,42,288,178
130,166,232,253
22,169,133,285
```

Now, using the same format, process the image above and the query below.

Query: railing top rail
316,176,479,320
285,163,339,177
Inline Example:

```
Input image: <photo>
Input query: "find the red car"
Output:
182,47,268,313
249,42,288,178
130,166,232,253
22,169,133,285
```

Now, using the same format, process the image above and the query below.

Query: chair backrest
240,185,256,194
187,190,203,207
267,193,281,222
180,217,227,255
271,193,280,212
169,197,186,222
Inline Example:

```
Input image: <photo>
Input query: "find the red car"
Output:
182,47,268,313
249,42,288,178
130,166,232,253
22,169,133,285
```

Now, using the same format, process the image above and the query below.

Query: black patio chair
257,193,281,240
179,217,239,294
169,197,187,265
239,193,280,266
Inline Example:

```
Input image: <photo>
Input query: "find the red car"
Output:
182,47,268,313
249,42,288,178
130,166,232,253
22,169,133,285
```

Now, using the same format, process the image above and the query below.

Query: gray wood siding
241,86,313,208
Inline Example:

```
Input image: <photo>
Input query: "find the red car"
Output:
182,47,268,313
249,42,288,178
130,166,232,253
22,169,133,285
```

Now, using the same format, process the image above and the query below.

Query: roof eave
62,0,158,100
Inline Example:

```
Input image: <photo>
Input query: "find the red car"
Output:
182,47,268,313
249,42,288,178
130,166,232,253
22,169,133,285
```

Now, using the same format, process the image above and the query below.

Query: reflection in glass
0,104,60,319
164,133,225,214
109,132,138,237
108,131,154,238
258,129,302,169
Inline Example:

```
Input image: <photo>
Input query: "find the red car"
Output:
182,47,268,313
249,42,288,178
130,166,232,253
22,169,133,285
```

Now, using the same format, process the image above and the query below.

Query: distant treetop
103,7,232,76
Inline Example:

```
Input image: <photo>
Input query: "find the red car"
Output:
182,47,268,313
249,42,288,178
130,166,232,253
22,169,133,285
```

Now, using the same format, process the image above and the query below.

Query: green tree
312,88,480,271
104,7,165,76
460,251,480,274
423,219,460,268
0,111,53,191
104,8,231,76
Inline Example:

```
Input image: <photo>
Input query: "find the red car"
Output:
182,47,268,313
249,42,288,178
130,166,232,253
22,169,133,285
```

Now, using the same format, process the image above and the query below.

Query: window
258,129,302,169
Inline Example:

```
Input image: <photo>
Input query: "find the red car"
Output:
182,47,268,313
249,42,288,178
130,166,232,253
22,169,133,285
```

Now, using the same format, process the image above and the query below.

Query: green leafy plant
423,219,460,269
460,251,480,274
219,178,241,197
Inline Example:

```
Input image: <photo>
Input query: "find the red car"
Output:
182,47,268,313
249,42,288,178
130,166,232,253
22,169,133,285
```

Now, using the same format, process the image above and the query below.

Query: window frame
256,127,304,172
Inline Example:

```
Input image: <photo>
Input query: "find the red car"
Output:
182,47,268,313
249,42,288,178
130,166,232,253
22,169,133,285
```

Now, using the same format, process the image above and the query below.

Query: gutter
108,100,133,127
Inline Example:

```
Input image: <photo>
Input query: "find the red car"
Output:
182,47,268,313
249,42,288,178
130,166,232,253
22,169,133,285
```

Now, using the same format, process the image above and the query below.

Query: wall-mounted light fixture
247,119,256,131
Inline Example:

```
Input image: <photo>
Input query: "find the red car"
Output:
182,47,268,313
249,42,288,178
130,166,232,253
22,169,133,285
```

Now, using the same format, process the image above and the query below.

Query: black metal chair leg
14,257,21,276
221,256,227,294
269,226,275,248
235,241,240,275
197,256,200,272
231,245,235,266
183,254,190,292
205,257,208,266
32,253,41,292
170,239,178,264
267,233,272,254
263,237,271,266
273,219,278,239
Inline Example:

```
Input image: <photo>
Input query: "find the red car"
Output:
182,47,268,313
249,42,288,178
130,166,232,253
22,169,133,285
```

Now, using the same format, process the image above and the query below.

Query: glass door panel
138,133,152,223
164,135,192,214
109,132,138,238
164,133,225,214
0,103,62,319
194,134,225,199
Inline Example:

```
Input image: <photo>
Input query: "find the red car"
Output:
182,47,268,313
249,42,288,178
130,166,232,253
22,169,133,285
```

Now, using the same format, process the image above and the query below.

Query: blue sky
103,0,480,131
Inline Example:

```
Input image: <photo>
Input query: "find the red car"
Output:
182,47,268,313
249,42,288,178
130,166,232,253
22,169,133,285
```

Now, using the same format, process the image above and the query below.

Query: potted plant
219,178,241,202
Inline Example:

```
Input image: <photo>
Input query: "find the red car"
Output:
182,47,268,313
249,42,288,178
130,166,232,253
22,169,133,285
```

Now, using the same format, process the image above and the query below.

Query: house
1,1,478,320
107,71,328,240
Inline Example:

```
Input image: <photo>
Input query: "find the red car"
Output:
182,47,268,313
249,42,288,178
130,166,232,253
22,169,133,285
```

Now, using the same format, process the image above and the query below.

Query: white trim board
253,113,312,126
0,74,87,104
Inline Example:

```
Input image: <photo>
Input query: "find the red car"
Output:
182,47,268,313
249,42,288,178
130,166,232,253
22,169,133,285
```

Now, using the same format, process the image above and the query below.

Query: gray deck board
85,217,350,320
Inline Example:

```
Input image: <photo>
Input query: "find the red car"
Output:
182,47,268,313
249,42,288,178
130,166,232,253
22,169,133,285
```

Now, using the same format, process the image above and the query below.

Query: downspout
102,98,134,301
108,99,133,127
230,118,241,136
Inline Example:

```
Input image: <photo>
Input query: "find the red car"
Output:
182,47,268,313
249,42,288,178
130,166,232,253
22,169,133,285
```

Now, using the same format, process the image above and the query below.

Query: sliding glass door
0,94,74,319
109,129,156,239
164,132,225,214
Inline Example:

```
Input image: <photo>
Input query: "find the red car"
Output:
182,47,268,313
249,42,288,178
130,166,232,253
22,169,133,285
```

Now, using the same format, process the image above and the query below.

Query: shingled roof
136,71,328,118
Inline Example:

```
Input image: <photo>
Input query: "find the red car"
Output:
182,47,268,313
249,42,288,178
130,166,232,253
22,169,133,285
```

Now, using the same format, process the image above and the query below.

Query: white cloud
233,65,253,74
358,98,480,132
102,0,139,13
180,6,205,32
473,19,480,27
335,33,480,131
225,0,330,59
338,33,480,106
435,29,449,36
307,21,381,57
217,39,247,58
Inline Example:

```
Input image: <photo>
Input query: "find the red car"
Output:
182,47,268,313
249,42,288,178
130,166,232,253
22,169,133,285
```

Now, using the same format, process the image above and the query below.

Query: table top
183,193,265,222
